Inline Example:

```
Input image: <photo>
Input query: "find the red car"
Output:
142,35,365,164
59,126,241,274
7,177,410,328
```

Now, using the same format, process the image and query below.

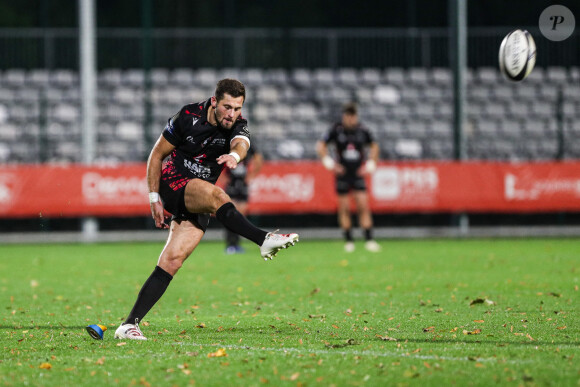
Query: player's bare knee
159,251,187,274
211,188,231,212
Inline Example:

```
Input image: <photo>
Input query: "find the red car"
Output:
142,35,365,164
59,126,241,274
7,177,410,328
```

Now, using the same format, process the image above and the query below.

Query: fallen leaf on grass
39,362,52,370
474,320,485,323
324,339,358,348
463,329,482,335
423,326,435,333
470,298,496,306
290,372,300,381
116,342,127,346
208,348,228,358
557,326,567,330
376,334,397,342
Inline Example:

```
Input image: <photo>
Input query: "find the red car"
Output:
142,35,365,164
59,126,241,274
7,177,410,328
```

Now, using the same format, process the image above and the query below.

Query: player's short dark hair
215,78,246,102
342,102,358,115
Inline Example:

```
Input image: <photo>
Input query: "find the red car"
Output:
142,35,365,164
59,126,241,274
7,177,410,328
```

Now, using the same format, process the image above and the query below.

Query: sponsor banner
0,164,148,217
249,161,580,213
0,161,579,217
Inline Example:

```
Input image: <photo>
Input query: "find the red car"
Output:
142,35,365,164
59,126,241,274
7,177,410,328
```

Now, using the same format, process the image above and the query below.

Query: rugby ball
498,29,536,82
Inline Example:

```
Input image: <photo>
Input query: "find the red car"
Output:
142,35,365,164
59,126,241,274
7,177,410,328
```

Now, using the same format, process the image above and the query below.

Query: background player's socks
216,202,268,245
124,265,173,325
364,228,373,241
344,228,353,242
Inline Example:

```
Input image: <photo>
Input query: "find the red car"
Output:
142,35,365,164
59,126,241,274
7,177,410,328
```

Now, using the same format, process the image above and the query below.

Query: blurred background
0,0,579,240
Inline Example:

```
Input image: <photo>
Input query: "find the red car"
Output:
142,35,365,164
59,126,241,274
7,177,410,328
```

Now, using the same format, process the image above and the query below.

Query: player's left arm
217,136,250,169
364,141,380,174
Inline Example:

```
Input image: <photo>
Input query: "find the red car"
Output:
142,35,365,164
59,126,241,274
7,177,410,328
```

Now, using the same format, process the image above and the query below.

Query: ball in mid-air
498,29,536,82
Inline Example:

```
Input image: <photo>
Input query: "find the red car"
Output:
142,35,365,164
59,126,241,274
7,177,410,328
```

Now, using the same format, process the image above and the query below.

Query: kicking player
115,79,298,340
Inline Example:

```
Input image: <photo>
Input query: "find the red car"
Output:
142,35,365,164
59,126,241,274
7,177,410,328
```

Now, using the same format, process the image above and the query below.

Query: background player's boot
365,240,381,252
260,232,299,260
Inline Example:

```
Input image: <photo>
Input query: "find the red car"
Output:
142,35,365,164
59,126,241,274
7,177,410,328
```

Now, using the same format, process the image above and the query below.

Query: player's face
342,113,358,129
212,93,244,129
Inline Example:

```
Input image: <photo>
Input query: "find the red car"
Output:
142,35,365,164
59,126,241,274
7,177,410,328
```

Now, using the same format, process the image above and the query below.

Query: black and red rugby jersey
321,123,375,174
162,98,250,184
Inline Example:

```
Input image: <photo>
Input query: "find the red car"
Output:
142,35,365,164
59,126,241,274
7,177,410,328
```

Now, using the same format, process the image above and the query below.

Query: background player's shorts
159,176,210,232
225,179,249,202
335,174,367,195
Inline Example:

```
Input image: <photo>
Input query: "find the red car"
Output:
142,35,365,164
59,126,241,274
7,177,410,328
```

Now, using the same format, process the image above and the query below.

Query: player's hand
217,154,239,169
334,164,346,175
151,201,169,229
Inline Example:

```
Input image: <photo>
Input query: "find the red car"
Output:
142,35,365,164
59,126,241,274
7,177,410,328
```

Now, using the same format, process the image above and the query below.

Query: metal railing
0,27,578,70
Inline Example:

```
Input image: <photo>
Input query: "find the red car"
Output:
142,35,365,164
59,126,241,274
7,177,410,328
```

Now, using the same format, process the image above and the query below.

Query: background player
114,79,298,340
221,145,264,254
316,102,381,253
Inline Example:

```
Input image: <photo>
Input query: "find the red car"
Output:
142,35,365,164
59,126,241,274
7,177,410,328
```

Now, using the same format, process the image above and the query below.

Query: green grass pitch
0,238,578,386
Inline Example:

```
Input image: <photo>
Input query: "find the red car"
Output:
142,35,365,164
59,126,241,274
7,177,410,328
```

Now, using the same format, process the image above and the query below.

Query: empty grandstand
0,66,578,164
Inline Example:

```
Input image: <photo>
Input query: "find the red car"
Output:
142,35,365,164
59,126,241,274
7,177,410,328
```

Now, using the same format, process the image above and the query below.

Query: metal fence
0,27,578,70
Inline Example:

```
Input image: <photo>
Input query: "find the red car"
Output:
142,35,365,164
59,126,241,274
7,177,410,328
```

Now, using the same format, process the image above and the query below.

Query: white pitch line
168,341,536,364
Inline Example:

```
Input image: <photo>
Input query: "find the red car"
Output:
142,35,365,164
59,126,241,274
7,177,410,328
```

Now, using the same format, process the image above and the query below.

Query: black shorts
335,174,367,195
225,179,249,202
159,176,210,232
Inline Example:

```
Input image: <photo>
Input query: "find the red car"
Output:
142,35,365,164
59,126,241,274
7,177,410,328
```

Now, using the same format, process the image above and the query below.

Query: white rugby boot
114,319,147,341
344,241,355,253
260,231,299,260
365,240,382,252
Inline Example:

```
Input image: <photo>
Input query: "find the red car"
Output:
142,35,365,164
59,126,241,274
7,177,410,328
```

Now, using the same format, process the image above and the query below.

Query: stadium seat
195,68,219,86
312,68,335,86
124,69,145,85
431,68,452,85
359,68,381,85
290,68,312,87
171,68,195,85
546,67,567,83
407,68,429,85
150,68,170,86
383,67,405,85
336,68,359,86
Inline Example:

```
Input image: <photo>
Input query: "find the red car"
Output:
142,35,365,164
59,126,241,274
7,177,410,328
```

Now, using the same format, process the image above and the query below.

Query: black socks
364,228,373,241
226,229,240,247
344,229,353,242
344,228,373,241
216,202,268,246
124,266,173,325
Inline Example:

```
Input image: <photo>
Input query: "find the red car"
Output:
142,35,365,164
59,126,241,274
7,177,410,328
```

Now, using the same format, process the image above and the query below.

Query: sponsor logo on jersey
184,159,211,179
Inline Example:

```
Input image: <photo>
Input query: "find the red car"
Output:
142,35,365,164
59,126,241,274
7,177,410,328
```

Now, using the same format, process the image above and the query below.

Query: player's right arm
147,135,176,229
316,139,344,175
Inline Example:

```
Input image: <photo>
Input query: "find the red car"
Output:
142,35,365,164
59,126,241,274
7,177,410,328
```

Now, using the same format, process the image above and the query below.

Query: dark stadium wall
0,0,579,29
